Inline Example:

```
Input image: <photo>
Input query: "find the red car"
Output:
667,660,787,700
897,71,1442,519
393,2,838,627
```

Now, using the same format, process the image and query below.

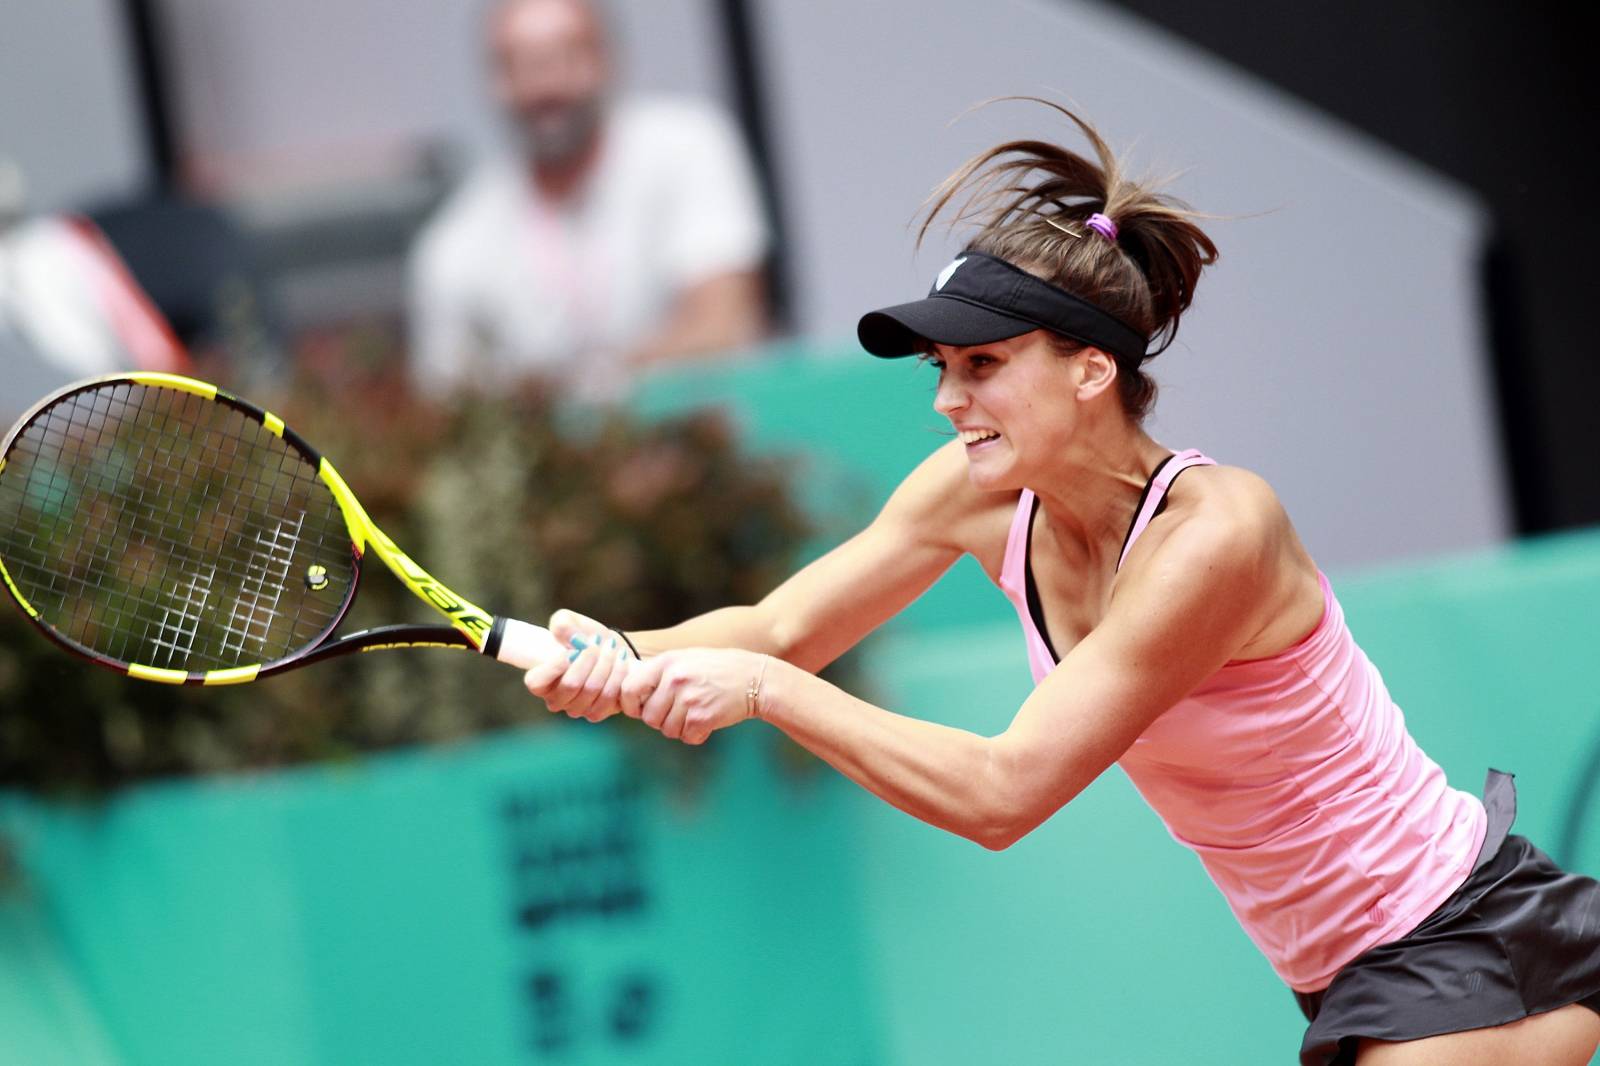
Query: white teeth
960,429,1000,445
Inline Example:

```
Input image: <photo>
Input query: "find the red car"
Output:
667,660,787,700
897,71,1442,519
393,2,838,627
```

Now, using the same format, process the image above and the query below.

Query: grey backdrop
0,0,148,212
0,0,1509,569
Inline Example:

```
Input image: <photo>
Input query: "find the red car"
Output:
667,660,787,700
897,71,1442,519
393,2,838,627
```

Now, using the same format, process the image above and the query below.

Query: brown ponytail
918,100,1218,421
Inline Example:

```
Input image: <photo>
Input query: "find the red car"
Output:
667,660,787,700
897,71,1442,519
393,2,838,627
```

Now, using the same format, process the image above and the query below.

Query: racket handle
487,618,567,669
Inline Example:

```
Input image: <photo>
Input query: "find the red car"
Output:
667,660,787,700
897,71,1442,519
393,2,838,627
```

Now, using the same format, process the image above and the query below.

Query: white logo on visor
935,257,968,291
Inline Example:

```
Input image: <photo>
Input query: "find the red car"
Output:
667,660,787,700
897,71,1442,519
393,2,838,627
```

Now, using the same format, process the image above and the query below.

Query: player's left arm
632,495,1279,849
978,503,1276,846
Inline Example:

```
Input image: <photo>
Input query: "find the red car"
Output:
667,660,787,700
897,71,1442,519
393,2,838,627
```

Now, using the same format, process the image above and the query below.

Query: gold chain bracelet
745,655,770,719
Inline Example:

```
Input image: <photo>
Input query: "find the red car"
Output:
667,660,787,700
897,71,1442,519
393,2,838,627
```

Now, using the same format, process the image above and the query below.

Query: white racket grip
491,618,567,670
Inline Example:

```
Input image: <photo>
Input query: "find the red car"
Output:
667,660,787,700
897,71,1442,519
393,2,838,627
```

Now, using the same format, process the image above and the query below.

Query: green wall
1,730,880,1066
0,898,123,1066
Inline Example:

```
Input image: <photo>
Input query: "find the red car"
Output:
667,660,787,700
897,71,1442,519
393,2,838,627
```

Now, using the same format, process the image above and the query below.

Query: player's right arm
640,437,996,670
532,440,1007,714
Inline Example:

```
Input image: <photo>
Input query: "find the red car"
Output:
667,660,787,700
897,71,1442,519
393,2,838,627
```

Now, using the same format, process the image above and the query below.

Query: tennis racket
0,372,564,685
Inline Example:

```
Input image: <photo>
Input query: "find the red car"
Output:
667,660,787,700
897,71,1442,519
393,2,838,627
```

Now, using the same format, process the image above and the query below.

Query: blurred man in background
407,0,770,401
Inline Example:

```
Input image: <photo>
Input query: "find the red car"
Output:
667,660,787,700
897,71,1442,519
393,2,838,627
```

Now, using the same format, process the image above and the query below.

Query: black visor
857,251,1148,365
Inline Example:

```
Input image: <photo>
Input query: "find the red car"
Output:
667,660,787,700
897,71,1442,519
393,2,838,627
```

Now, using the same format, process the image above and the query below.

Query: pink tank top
996,450,1487,991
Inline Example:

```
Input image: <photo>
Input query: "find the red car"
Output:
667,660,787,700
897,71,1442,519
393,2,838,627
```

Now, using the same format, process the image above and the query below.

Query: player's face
490,0,610,166
929,331,1087,490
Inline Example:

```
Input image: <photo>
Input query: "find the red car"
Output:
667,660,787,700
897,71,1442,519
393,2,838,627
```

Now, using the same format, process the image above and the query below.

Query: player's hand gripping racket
0,372,565,685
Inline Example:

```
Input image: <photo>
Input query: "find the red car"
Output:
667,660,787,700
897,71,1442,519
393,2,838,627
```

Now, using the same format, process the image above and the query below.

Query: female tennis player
521,104,1600,1065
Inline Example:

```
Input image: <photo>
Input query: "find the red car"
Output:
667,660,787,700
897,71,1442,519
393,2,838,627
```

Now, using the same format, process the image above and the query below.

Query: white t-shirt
407,95,768,399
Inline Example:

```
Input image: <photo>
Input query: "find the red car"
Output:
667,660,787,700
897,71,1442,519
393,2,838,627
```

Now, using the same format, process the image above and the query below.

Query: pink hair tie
1085,212,1118,241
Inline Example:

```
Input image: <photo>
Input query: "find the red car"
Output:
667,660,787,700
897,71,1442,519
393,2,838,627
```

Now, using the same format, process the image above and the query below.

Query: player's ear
1075,347,1119,402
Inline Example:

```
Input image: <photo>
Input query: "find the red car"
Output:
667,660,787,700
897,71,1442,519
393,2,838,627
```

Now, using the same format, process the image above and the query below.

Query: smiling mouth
959,429,1000,445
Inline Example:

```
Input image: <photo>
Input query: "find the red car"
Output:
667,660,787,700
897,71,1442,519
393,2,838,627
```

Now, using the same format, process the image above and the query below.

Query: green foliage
0,369,816,795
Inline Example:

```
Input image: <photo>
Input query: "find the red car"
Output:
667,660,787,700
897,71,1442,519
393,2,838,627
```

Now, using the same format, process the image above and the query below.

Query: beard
511,94,606,168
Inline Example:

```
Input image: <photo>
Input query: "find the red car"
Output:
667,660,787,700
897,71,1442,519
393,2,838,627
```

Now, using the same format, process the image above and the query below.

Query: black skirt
1296,770,1600,1066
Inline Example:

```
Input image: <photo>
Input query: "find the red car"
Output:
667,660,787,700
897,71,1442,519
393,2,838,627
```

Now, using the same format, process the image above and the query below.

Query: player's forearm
626,605,784,658
757,659,1019,849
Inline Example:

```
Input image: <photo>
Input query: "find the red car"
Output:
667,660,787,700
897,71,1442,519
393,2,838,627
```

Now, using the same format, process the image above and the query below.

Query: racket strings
0,383,356,672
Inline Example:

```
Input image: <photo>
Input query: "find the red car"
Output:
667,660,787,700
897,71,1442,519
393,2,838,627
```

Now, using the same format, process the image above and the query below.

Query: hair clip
1042,215,1082,238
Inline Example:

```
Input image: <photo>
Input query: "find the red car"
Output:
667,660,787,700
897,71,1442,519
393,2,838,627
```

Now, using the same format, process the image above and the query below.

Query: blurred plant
0,360,828,796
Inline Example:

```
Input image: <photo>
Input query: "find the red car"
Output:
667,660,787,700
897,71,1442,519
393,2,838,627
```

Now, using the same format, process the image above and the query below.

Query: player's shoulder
1146,461,1288,569
1176,462,1282,520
